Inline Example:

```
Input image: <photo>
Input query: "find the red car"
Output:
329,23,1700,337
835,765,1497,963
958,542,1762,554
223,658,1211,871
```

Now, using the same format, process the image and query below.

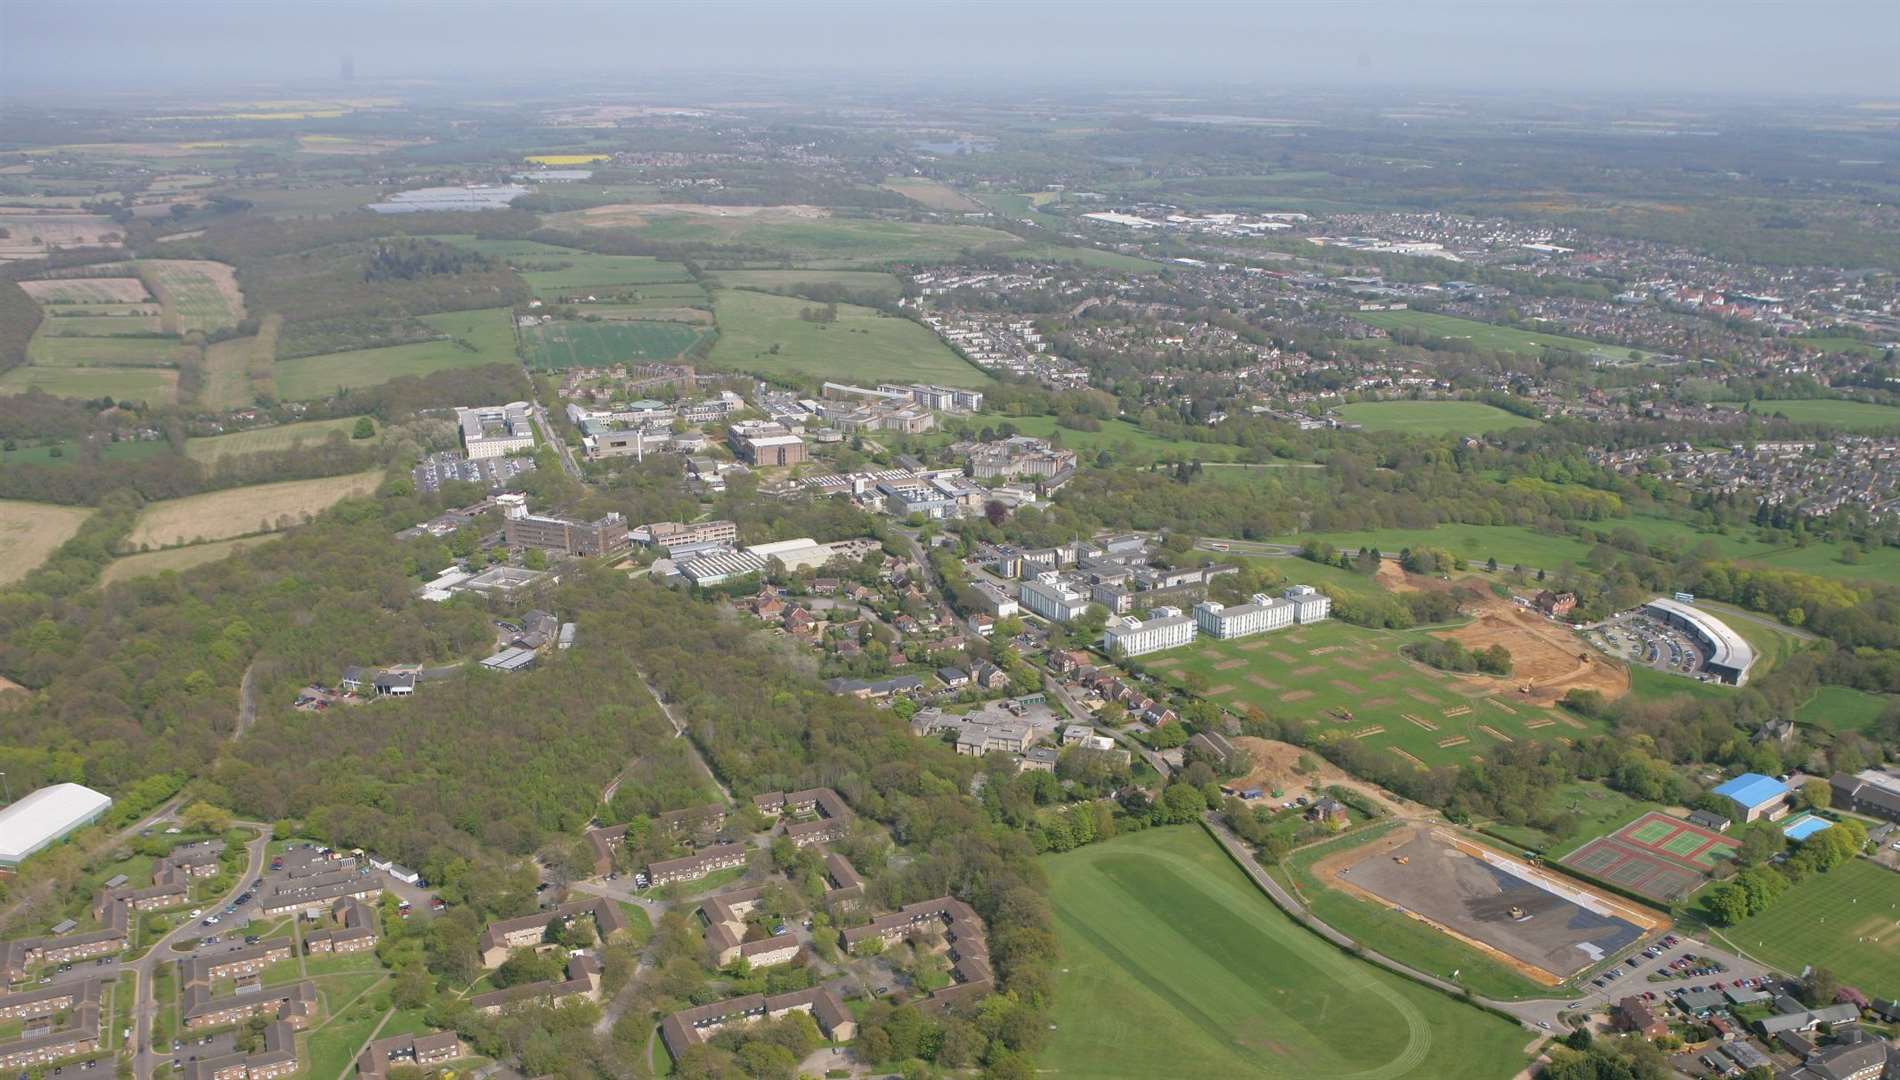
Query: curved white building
0,783,113,867
1641,598,1755,686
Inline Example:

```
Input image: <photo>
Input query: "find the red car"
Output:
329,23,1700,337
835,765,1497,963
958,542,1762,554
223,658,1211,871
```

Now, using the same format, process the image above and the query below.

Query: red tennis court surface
1561,811,1739,903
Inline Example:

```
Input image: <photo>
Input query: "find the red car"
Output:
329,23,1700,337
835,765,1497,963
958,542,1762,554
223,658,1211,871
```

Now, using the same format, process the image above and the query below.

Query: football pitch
1156,620,1602,769
1042,827,1531,1079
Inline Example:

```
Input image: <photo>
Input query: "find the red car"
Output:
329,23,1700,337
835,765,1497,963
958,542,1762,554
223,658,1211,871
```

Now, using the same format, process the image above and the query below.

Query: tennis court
1560,811,1739,903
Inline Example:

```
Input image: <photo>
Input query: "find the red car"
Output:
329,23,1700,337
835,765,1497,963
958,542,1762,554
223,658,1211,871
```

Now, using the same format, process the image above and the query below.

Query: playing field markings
1293,664,1325,677
1476,725,1513,742
1392,748,1428,769
1442,705,1472,718
1402,713,1439,731
1330,679,1363,696
1280,689,1315,703
1524,718,1555,730
1269,651,1297,663
1213,658,1247,671
1483,697,1517,715
1352,725,1385,739
1206,684,1236,696
1369,671,1399,683
1337,657,1368,672
1244,674,1279,690
1629,820,1676,845
1405,688,1441,705
1236,639,1272,651
1437,736,1470,748
1309,645,1343,656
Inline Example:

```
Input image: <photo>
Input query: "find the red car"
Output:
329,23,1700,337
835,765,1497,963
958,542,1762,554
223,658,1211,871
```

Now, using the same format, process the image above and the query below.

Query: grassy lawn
1744,398,1900,433
152,962,178,1045
616,902,654,947
1716,859,1900,1000
0,499,92,586
1794,685,1893,735
1477,780,1662,859
1273,525,1595,575
1152,619,1603,770
1354,310,1644,362
706,288,987,387
0,363,179,404
1627,664,1736,703
124,469,384,549
1042,826,1532,1079
1595,516,1900,587
184,417,369,463
302,974,391,1080
1279,824,1552,999
521,319,711,369
271,307,515,400
1334,400,1543,436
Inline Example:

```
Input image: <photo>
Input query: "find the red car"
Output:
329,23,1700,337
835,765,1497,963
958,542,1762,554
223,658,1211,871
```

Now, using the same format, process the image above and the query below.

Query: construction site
1316,824,1666,985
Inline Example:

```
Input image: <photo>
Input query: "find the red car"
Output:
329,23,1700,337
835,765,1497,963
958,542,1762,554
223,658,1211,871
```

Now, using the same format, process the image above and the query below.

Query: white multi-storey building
1285,584,1331,623
1193,594,1296,639
1019,575,1092,622
457,403,535,460
1102,608,1197,657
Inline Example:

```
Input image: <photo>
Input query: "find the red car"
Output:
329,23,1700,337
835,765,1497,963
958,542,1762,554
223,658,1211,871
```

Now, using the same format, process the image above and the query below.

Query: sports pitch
1561,811,1739,902
1720,858,1900,1000
1043,827,1531,1079
1156,620,1603,769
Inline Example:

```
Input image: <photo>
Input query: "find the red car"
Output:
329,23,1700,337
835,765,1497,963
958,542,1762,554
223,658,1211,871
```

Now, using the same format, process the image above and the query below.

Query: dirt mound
1438,593,1629,706
1230,737,1424,817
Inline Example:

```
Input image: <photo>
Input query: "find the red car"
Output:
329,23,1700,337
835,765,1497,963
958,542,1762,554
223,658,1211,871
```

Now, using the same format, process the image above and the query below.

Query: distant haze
4,0,1898,99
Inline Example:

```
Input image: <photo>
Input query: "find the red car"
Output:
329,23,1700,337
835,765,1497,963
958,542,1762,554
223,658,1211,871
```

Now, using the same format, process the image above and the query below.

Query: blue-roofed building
1713,772,1789,822
1781,813,1833,842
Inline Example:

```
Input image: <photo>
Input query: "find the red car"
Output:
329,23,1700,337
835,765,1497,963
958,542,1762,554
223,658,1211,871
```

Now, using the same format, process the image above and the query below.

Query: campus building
1641,597,1754,685
0,783,113,868
456,403,535,460
1019,575,1092,622
1193,593,1296,639
1712,772,1790,823
1102,609,1196,657
504,511,630,557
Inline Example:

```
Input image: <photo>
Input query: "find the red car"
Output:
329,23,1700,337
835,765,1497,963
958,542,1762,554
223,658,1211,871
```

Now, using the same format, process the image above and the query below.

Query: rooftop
1713,772,1788,809
0,783,113,865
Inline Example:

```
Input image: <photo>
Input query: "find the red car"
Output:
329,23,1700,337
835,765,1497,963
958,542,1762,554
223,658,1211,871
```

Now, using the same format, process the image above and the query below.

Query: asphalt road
131,825,272,1080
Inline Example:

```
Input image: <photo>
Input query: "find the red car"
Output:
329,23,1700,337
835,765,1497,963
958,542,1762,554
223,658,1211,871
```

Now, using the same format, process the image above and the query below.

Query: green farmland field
708,268,903,298
594,212,1028,264
1043,827,1531,1079
27,331,183,367
184,417,370,463
1273,525,1595,575
0,364,178,404
521,320,712,369
1717,859,1900,1000
1477,779,1662,859
706,288,987,386
1744,398,1900,432
1335,400,1543,436
1354,310,1645,362
1146,618,1604,769
271,307,515,399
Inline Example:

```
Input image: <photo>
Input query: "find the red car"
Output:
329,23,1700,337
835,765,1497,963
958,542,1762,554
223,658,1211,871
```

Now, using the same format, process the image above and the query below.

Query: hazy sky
4,0,1898,99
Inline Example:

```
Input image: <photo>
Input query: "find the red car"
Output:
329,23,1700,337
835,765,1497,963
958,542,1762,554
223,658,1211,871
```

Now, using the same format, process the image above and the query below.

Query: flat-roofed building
505,511,630,557
1019,575,1092,622
1194,593,1295,639
456,403,535,460
1283,584,1331,623
1103,609,1196,657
